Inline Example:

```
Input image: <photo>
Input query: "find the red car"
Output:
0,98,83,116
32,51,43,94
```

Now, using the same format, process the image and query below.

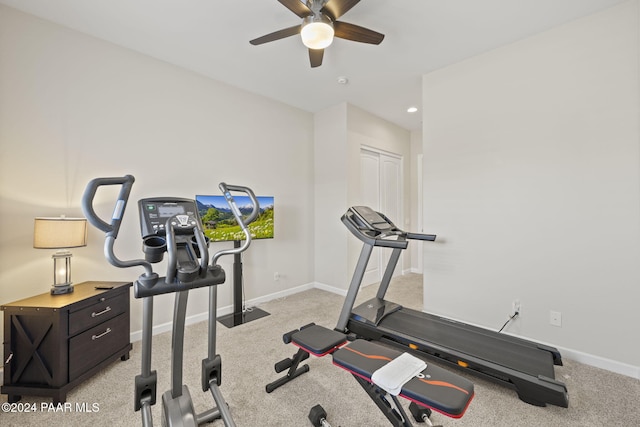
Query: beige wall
313,103,349,289
313,103,413,291
410,130,423,272
346,105,413,276
0,5,315,339
422,1,640,374
0,6,417,349
1,0,638,379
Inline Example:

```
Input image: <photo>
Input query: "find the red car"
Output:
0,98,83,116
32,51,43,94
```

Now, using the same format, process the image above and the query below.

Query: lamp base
51,284,74,295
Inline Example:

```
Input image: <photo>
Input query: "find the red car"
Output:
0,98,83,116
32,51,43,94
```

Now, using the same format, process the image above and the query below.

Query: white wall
2,0,638,383
313,103,349,290
422,1,640,374
313,104,413,292
346,105,413,276
0,6,315,341
410,130,423,272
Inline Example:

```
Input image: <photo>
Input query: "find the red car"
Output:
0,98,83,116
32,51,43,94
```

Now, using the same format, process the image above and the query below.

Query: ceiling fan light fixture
301,15,334,49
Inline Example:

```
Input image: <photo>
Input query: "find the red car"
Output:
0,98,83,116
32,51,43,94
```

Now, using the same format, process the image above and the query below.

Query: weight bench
266,324,474,426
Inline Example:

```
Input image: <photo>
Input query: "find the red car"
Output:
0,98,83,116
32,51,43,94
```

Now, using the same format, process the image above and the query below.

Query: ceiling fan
250,0,385,68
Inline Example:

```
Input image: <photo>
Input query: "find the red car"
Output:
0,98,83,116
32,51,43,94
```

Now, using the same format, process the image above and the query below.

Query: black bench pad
291,324,348,356
332,339,474,418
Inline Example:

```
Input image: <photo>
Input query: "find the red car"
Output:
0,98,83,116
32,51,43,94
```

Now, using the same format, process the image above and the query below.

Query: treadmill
336,206,569,408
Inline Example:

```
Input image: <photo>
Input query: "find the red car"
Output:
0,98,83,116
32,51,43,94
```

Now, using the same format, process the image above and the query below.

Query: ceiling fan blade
250,25,302,45
309,48,324,68
322,0,361,21
333,21,384,45
278,0,313,18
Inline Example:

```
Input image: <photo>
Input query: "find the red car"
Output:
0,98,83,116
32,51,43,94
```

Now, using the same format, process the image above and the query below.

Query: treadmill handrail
406,232,437,241
341,210,408,249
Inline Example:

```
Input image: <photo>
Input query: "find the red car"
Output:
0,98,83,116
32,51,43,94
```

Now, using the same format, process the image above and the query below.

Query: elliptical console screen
139,198,199,237
158,205,185,218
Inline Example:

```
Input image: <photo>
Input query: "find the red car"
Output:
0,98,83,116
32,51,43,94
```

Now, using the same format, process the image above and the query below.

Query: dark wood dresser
1,281,132,403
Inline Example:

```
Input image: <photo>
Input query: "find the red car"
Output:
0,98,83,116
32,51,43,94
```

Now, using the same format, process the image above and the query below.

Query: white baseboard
313,282,347,296
126,281,639,381
129,312,209,343
6,280,635,385
129,282,316,343
558,346,639,379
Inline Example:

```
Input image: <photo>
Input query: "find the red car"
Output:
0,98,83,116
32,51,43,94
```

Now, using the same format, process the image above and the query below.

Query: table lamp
34,216,88,295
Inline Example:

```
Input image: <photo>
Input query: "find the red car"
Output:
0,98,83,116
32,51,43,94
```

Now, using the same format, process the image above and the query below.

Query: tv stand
217,240,269,328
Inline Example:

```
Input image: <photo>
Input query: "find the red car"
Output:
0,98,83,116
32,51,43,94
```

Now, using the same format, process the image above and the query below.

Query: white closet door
360,147,403,285
360,149,382,285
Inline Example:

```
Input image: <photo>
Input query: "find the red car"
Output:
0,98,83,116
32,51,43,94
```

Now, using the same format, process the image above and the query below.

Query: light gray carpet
2,273,639,426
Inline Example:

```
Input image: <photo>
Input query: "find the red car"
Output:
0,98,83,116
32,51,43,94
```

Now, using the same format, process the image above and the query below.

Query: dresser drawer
68,313,129,382
68,291,127,336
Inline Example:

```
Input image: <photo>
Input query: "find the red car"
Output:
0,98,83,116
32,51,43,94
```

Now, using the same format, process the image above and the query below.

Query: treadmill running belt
377,309,556,379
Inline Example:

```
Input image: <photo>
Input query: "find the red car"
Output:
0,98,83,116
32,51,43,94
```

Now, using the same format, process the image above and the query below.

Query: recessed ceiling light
407,106,418,113
337,76,349,85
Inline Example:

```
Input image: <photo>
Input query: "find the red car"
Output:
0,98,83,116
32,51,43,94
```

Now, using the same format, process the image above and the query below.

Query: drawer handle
92,306,112,317
92,328,112,340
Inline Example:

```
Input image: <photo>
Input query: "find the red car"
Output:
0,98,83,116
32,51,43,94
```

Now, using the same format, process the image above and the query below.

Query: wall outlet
273,272,280,281
512,300,521,316
550,310,562,327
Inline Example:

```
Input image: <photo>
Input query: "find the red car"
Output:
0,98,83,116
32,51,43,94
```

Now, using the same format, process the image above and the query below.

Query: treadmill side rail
536,343,563,366
347,316,569,408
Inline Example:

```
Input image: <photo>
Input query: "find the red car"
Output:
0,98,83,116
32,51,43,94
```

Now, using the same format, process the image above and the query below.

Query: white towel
371,352,426,396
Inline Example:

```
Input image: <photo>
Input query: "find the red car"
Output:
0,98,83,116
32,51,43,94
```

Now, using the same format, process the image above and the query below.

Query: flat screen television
195,194,274,242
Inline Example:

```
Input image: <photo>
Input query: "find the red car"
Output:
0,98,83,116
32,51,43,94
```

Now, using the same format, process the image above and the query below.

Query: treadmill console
139,197,200,238
343,206,434,249
350,206,395,231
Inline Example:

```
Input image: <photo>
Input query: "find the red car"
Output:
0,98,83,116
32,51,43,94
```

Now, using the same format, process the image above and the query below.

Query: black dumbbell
409,402,443,426
308,404,331,427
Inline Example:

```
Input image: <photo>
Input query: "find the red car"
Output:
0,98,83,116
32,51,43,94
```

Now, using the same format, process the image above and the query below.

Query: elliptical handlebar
211,183,260,266
220,182,260,225
82,175,135,237
81,175,155,277
164,215,210,284
82,175,261,296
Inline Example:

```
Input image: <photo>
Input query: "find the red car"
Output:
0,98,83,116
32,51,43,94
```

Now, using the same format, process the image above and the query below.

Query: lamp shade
34,217,88,249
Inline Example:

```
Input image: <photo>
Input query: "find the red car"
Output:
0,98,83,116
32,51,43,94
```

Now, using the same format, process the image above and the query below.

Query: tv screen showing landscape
195,194,274,242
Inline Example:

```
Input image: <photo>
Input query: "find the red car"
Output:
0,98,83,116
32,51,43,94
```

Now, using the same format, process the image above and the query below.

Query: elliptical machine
81,175,259,427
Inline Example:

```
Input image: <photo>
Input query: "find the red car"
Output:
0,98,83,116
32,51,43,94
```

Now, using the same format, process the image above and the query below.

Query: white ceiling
0,0,627,130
